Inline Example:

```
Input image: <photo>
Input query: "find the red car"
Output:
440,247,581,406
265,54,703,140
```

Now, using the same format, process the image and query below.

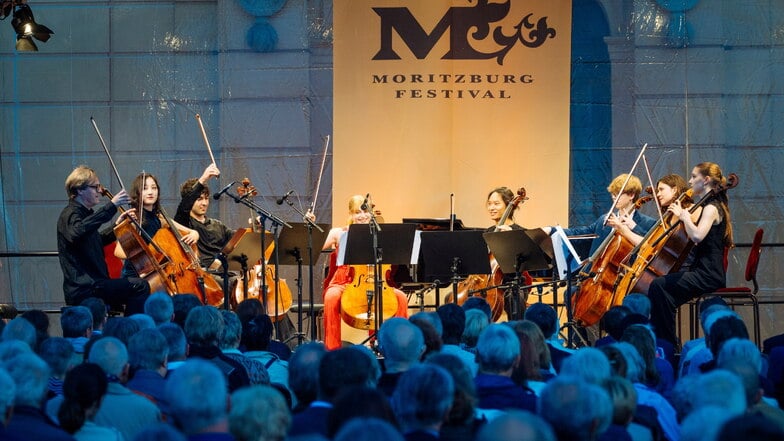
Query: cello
613,173,739,298
232,179,293,321
571,194,653,326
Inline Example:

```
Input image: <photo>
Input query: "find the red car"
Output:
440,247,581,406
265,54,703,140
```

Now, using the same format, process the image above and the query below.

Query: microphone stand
282,199,324,343
367,209,383,346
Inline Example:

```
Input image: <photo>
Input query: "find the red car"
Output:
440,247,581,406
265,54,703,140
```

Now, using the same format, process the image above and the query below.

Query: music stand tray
402,218,468,231
340,223,417,266
221,228,274,272
482,228,554,274
275,223,331,266
419,230,491,283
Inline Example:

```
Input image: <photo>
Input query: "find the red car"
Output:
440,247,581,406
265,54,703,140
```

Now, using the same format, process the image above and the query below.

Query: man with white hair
474,324,536,412
88,336,161,440
378,317,425,396
2,352,74,440
167,358,232,438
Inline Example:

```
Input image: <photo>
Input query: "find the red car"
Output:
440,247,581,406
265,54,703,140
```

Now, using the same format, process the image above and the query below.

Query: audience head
171,293,202,329
391,364,454,432
1,317,37,350
88,336,129,380
319,347,377,401
0,339,31,363
426,353,477,426
2,352,50,407
229,385,290,441
235,298,264,324
505,320,551,378
476,323,520,374
60,306,93,339
692,369,746,415
409,311,443,336
523,302,557,339
240,314,274,351
158,322,188,362
131,423,187,441
680,405,733,441
717,338,761,373
185,305,224,347
144,292,174,326
620,324,660,386
708,315,749,357
408,315,443,358
598,345,628,378
462,309,490,348
613,342,646,383
219,310,242,350
436,304,466,345
670,374,700,422
288,342,326,409
58,362,108,434
476,410,556,441
38,337,77,379
327,386,398,438
602,376,637,427
462,296,492,322
560,347,612,385
378,317,424,372
166,358,228,435
129,313,156,330
0,368,14,427
102,317,141,346
719,358,762,408
539,376,612,441
334,418,404,441
128,328,168,372
621,293,651,318
600,305,631,341
79,297,107,332
701,308,736,337
20,309,49,349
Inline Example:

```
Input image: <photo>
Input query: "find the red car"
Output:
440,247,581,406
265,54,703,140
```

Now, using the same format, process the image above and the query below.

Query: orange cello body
113,218,177,295
235,263,293,322
339,264,399,330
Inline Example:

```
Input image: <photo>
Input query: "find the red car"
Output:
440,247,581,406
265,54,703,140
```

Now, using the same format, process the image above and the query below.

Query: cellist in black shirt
57,165,150,314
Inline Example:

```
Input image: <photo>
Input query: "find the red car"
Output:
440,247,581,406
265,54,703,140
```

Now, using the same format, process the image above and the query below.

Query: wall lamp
1,1,53,51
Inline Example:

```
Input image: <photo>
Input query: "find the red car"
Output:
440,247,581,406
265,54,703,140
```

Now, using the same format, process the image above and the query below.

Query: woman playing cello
114,172,199,278
321,194,408,350
646,162,734,345
485,187,527,320
607,174,692,246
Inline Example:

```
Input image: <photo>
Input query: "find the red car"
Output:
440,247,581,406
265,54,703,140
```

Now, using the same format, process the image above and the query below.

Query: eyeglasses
85,184,102,191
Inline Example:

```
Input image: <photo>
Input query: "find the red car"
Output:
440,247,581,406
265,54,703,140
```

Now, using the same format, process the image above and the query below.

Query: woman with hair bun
58,362,123,440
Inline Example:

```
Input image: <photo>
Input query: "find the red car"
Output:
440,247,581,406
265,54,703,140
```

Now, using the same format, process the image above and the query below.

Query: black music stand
402,218,468,231
276,222,330,345
341,223,417,336
483,228,554,320
419,230,492,307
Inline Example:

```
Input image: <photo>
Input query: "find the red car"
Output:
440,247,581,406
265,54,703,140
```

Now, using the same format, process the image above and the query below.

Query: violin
571,194,653,326
613,174,739,299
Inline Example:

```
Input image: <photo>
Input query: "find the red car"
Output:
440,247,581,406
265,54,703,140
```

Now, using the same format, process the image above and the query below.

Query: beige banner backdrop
333,0,572,229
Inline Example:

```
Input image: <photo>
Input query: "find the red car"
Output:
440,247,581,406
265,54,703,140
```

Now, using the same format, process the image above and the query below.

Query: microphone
360,193,370,211
212,181,236,200
276,190,294,205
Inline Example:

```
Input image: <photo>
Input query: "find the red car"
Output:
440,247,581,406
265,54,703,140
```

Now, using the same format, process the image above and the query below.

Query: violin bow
641,155,665,225
194,114,218,166
90,116,126,191
310,134,330,216
602,143,648,225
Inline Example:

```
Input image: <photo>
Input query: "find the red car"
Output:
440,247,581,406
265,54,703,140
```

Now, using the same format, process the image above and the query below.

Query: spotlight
10,3,53,51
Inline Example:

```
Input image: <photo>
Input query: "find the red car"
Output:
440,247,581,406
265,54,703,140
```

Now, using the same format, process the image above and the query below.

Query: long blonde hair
347,195,366,225
694,162,734,247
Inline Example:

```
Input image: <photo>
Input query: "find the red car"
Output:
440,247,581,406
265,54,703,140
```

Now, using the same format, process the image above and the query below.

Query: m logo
373,0,556,65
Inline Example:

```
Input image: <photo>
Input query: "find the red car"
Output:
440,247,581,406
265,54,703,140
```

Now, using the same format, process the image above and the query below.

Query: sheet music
551,226,584,280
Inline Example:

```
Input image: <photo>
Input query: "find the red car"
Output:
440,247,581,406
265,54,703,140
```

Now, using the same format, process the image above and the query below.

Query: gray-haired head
334,417,404,441
144,292,174,326
166,358,227,435
60,306,93,338
288,342,326,408
1,317,37,350
409,311,443,336
680,405,733,441
692,369,746,416
539,376,612,441
128,328,169,371
129,313,156,330
462,309,490,348
717,338,761,373
219,310,242,350
229,385,291,441
476,410,556,441
0,339,32,364
2,352,50,407
378,318,424,372
476,323,520,374
158,323,187,361
184,306,224,346
131,422,187,441
621,293,651,318
88,336,128,377
560,347,612,385
391,363,454,432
